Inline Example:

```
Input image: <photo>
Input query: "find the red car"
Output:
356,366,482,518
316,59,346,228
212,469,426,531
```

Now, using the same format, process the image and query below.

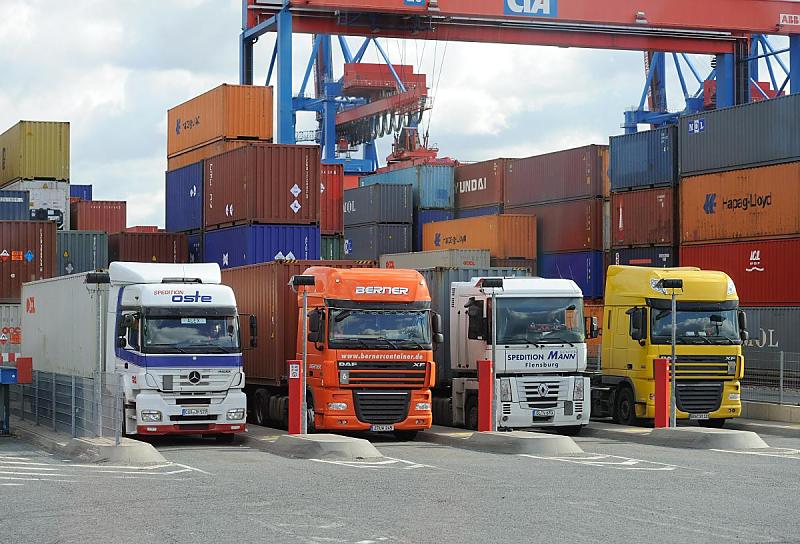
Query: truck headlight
140,410,162,422
415,402,431,411
573,379,585,401
339,370,350,384
226,409,245,421
727,361,737,375
500,378,512,402
327,402,348,411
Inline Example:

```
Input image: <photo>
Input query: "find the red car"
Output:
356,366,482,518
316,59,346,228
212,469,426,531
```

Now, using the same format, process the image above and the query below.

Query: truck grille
676,381,723,413
662,356,736,379
353,391,410,425
338,361,427,389
159,371,233,392
518,380,561,409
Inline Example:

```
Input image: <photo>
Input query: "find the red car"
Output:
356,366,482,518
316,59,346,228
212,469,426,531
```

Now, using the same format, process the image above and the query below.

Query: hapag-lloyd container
0,303,22,353
56,231,109,276
0,121,70,187
204,144,320,228
344,224,412,260
508,198,604,253
343,184,413,226
0,191,30,221
454,159,511,209
167,139,250,171
204,224,320,269
421,215,536,259
359,165,454,209
680,238,800,305
539,251,605,299
455,204,503,219
609,126,677,191
187,233,203,263
680,163,800,244
0,221,56,302
609,246,677,268
5,180,70,230
415,209,454,251
69,184,92,201
221,260,375,385
70,200,126,233
321,163,344,235
108,232,188,264
167,84,273,157
611,187,674,247
166,161,203,233
680,93,800,176
380,249,491,270
504,145,609,206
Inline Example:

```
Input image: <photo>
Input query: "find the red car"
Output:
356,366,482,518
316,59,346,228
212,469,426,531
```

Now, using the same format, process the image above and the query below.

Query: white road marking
0,483,24,486
520,453,681,471
712,447,800,460
310,456,434,470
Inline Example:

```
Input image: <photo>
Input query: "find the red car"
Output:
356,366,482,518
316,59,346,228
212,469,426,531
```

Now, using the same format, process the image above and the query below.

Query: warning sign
289,364,300,379
11,251,23,261
0,250,9,262
0,334,7,345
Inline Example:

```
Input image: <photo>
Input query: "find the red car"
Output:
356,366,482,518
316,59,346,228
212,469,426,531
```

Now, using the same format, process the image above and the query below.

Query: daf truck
22,262,250,440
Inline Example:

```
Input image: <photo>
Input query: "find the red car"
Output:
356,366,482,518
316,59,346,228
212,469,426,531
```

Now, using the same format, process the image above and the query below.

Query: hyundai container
321,235,344,260
5,180,69,230
165,161,203,233
454,159,510,209
609,126,677,191
344,223,411,260
343,184,413,226
359,165,454,209
415,209,454,251
0,121,69,187
611,187,674,247
56,231,109,276
609,246,677,268
0,303,21,354
69,184,92,201
204,224,321,269
70,200,126,233
167,139,250,171
455,204,504,219
320,163,344,235
0,191,29,221
421,215,536,259
380,249,491,270
109,232,188,264
507,198,604,253
0,221,56,302
539,251,605,299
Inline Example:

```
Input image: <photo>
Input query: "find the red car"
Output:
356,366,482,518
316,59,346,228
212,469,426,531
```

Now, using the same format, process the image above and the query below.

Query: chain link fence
9,370,123,442
742,351,800,406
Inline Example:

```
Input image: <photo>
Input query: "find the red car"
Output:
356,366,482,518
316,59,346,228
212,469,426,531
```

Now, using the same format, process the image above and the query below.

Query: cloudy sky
1,1,784,227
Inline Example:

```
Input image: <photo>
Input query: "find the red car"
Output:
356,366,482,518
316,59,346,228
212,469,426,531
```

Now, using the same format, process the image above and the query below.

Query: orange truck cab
301,267,441,439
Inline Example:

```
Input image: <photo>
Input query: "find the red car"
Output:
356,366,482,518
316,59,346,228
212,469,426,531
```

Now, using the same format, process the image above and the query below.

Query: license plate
370,424,395,432
533,409,556,418
182,408,208,416
689,413,710,420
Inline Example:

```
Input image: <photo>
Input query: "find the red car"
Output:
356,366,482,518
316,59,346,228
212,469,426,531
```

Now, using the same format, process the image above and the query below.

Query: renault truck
591,265,747,427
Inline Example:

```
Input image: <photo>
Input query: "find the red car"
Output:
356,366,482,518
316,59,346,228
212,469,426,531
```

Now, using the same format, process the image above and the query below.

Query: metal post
115,373,122,445
670,289,677,428
52,372,57,432
491,290,498,432
71,375,76,438
780,351,785,405
789,35,799,95
34,371,38,425
716,53,735,108
301,288,308,435
276,7,295,144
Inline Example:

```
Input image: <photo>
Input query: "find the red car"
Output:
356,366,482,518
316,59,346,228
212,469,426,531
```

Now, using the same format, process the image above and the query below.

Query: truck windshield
651,309,740,345
142,316,241,353
328,309,431,349
495,297,585,345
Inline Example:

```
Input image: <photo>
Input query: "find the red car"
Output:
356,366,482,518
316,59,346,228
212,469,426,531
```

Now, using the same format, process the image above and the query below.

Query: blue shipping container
187,232,203,264
455,205,504,219
414,209,454,251
360,165,454,209
204,224,320,269
609,126,677,191
69,184,93,201
165,162,204,233
0,191,30,221
539,251,605,299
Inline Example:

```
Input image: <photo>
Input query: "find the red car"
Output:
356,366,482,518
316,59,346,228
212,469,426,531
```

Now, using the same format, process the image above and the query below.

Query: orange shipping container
167,84,273,157
421,215,536,259
167,139,250,171
680,163,800,244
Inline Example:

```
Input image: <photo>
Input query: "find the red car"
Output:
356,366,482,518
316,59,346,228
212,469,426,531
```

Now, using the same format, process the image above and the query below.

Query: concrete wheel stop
420,426,583,455
269,433,383,460
647,427,769,449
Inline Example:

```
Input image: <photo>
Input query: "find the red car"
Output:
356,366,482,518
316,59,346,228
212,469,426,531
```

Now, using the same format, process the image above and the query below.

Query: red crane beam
336,87,426,125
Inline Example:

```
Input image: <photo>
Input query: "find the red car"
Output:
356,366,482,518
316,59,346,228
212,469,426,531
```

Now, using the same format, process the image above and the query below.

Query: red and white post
478,359,494,432
654,358,671,428
287,359,303,435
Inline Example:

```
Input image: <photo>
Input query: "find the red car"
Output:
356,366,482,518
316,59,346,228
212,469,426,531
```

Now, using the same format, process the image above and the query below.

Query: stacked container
70,200,126,233
343,184,413,260
454,159,511,219
56,231,108,276
320,163,345,261
109,232,188,264
420,214,537,264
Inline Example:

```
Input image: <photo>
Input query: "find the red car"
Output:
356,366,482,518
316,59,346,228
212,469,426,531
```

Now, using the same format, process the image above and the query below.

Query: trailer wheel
699,418,726,428
254,389,269,426
614,386,638,426
464,393,479,431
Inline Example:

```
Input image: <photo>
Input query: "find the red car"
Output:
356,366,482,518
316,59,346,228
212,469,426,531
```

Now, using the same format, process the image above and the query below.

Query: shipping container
343,184,413,226
0,221,56,303
343,175,360,191
680,238,800,306
0,121,69,186
187,232,203,264
124,226,160,233
0,303,22,353
360,165,454,209
321,163,344,235
583,300,604,371
740,307,800,371
69,184,92,201
611,187,674,247
415,209,454,251
165,161,204,233
421,214,536,259
167,84,273,157
380,249,491,270
204,144,320,228
70,200,126,233
504,145,609,207
321,235,344,260
108,232,188,264
5,179,69,230
680,93,800,176
454,159,511,209
609,246,677,268
419,267,529,387
221,260,375,385
455,204,504,219
204,224,320,269
344,223,411,261
507,198,603,253
167,139,250,171
489,258,537,273
680,163,800,244
609,126,677,191
0,191,29,221
56,231,109,276
539,251,605,299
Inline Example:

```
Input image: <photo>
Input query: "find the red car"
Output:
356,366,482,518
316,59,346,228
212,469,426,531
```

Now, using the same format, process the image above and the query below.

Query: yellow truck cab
591,265,748,427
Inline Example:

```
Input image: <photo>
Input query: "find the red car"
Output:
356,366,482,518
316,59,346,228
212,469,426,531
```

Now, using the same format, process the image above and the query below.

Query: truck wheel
699,418,726,428
393,430,418,441
464,394,479,431
254,389,269,426
614,386,639,426
216,434,236,444
306,392,316,434
558,425,584,436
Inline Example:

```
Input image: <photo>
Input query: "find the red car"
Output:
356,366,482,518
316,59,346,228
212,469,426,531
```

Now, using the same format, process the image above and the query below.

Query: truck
590,265,747,427
221,260,440,439
21,262,249,440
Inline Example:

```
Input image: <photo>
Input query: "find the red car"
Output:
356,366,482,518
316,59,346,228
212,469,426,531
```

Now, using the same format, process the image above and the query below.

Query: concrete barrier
268,434,383,460
419,426,583,455
742,401,800,424
584,422,769,450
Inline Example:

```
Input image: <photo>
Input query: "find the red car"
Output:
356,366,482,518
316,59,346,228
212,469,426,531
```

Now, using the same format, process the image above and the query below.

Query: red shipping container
611,187,674,247
124,226,160,233
70,200,127,233
508,198,604,253
504,145,609,207
320,163,344,235
204,144,321,228
108,232,188,264
455,159,510,210
0,221,56,303
680,238,800,306
343,175,360,191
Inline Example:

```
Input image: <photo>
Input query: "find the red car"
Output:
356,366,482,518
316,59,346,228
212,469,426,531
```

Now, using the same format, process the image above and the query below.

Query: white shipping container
0,303,21,354
21,273,107,378
5,179,70,230
380,249,491,270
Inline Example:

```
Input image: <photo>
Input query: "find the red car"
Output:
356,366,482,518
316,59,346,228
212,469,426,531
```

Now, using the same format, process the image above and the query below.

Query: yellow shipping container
167,84,273,158
0,121,70,187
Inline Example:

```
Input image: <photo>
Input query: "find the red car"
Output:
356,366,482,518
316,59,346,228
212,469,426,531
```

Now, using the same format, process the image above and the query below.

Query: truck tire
699,418,726,428
464,394,479,431
614,386,639,426
393,430,418,441
254,389,269,427
306,392,316,434
558,425,584,436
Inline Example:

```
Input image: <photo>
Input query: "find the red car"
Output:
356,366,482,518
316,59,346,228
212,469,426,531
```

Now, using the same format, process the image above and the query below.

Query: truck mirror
432,312,443,335
249,315,258,348
738,310,749,342
433,332,444,344
627,307,647,342
117,336,127,349
122,313,137,327
586,316,599,339
308,310,321,334
466,300,485,340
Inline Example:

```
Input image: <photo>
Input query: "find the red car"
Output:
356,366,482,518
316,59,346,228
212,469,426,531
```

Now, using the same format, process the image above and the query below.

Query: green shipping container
0,121,70,187
321,235,344,260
